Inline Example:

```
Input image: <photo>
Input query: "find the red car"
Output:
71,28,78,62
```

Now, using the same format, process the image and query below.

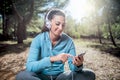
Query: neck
49,31,60,42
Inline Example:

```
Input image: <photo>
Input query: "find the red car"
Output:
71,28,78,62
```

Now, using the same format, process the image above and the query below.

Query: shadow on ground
0,42,31,56
89,43,120,58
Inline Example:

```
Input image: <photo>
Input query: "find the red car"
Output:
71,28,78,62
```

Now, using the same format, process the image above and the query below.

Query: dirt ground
0,43,120,80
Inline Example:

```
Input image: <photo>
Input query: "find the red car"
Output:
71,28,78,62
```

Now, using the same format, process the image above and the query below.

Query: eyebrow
55,20,65,24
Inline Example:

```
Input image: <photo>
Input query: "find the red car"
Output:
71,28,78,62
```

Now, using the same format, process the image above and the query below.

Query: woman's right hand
50,53,70,63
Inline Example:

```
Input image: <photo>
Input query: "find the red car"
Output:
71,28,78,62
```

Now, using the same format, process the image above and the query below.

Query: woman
16,8,95,80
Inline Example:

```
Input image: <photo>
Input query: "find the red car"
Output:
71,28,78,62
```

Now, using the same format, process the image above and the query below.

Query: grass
73,39,101,47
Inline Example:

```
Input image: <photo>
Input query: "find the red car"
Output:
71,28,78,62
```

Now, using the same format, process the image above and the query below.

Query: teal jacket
26,32,83,75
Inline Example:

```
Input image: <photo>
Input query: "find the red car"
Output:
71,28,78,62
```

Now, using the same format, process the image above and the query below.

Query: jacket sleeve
68,41,83,72
26,36,52,73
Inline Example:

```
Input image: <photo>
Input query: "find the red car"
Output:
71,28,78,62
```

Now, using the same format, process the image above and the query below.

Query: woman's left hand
72,55,84,66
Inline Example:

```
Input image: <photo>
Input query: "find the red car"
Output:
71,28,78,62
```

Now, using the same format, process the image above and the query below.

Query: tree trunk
108,22,117,47
12,0,34,44
2,14,9,40
106,4,117,47
17,19,27,43
17,21,24,43
97,25,102,44
23,0,34,39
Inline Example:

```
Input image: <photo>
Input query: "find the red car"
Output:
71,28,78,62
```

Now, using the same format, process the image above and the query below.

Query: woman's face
50,15,65,36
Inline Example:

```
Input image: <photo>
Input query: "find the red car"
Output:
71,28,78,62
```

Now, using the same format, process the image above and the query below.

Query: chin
54,30,62,36
55,33,62,37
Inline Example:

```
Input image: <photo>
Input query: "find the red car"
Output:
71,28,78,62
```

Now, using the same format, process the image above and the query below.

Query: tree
12,0,34,43
0,0,69,43
0,0,13,40
103,0,119,47
93,0,120,47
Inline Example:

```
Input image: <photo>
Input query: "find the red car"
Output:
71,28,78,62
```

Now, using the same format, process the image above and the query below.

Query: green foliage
27,18,44,33
64,15,99,38
0,0,120,44
101,24,109,39
111,23,120,39
64,16,80,38
34,0,69,15
101,23,120,40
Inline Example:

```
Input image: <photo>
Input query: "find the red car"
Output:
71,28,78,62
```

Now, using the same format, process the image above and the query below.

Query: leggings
16,68,95,80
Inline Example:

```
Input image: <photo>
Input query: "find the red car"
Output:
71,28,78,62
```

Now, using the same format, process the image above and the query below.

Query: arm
50,53,70,63
68,42,83,72
26,36,52,73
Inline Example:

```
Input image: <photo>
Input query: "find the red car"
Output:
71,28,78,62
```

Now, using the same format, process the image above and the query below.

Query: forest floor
0,39,120,80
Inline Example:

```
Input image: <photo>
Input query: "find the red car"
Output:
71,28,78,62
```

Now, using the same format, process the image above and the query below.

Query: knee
82,69,96,80
16,71,37,80
16,71,25,80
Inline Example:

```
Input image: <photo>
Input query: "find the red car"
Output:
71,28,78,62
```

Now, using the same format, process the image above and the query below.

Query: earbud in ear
46,20,51,29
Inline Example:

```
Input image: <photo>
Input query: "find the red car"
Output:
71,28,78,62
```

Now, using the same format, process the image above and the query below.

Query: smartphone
69,51,86,60
78,51,86,57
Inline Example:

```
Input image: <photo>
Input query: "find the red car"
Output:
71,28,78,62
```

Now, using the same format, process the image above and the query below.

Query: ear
46,20,51,29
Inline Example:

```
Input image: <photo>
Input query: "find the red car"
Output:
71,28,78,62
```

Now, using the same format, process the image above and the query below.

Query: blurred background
0,0,120,80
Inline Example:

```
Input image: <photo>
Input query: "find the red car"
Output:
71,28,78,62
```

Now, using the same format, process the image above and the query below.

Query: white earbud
45,9,53,29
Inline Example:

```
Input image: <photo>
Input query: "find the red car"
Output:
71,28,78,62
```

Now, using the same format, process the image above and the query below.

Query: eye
55,22,65,27
55,22,60,26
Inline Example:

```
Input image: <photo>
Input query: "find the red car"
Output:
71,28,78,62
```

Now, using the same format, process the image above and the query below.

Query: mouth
57,31,62,35
55,29,62,34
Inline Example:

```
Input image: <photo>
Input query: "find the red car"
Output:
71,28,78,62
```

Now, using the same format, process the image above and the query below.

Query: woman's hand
72,55,84,66
50,53,70,63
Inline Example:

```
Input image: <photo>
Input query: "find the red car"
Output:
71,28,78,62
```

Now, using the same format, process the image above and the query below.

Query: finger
73,60,79,66
64,54,69,59
66,54,71,58
73,57,83,66
72,57,76,64
61,56,68,63
73,57,79,64
75,57,81,64
76,56,81,61
78,56,84,61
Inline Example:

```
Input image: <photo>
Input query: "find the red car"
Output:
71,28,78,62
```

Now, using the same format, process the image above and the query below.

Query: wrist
77,64,83,68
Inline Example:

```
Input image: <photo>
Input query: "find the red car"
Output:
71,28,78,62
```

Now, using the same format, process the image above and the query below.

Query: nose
58,25,63,30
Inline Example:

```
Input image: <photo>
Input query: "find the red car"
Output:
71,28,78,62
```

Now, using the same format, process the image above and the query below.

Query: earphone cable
50,76,53,80
72,71,74,80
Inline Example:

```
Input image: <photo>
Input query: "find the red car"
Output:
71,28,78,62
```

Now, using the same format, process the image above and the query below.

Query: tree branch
12,3,23,21
24,0,34,25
